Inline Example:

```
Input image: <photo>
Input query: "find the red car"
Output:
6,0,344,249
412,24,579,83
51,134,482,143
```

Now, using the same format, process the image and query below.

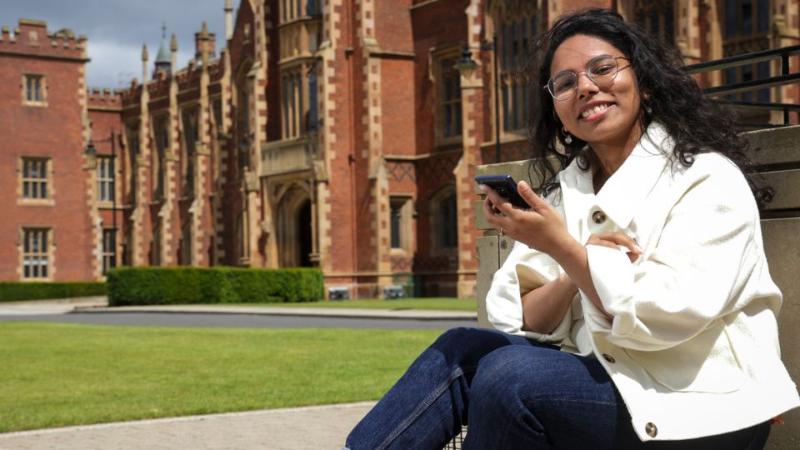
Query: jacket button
602,353,615,363
645,422,658,437
592,210,606,224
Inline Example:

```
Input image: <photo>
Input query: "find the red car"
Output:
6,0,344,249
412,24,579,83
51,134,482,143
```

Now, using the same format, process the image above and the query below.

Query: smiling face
550,34,642,153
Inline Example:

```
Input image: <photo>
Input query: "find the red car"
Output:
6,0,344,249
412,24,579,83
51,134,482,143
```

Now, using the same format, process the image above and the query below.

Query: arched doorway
276,185,314,268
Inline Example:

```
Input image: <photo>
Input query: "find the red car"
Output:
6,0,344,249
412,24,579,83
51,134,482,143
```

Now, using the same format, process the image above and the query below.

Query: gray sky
1,1,230,88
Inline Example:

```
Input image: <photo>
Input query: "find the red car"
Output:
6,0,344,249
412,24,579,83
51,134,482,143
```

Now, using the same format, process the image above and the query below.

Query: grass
224,297,478,312
0,322,441,433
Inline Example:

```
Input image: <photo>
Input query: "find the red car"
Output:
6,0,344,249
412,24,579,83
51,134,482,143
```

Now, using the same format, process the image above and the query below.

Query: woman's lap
346,327,769,450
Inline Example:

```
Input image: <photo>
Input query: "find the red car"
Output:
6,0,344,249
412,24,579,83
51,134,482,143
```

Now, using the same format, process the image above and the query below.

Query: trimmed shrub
0,282,107,302
107,267,323,306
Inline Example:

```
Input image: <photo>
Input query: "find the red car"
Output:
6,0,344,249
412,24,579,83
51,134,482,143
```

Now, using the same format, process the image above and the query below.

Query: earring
644,104,653,114
563,128,573,144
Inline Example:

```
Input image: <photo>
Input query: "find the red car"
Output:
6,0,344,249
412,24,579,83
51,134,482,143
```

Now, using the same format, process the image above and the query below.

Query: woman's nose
576,72,599,98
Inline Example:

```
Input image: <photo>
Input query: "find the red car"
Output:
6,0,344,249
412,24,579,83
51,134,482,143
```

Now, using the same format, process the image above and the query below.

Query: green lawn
225,297,477,312
0,322,441,432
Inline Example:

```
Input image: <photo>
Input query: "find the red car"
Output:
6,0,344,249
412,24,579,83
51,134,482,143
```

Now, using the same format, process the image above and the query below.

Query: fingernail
478,184,487,192
634,245,643,253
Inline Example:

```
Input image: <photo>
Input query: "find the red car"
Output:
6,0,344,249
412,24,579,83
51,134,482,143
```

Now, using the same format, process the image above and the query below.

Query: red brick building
2,1,798,298
0,19,98,281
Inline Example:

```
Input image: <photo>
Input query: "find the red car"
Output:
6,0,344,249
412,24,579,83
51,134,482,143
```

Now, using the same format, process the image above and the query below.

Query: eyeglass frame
543,55,631,102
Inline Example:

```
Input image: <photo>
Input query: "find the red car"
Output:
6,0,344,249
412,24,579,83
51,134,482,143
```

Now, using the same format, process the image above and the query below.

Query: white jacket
485,122,799,441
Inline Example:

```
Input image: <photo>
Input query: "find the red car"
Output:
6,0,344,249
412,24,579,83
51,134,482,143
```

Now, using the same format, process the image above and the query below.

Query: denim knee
469,346,549,432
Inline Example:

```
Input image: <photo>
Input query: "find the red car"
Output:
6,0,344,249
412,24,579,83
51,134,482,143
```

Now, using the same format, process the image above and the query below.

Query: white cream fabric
485,122,799,441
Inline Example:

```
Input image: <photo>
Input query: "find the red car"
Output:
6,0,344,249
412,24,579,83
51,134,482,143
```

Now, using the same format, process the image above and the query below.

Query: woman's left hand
481,180,573,256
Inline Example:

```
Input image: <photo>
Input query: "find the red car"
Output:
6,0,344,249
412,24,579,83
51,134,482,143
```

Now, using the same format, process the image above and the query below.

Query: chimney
225,0,234,41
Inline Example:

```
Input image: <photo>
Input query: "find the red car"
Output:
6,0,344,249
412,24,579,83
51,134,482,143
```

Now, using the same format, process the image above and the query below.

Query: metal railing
685,45,800,126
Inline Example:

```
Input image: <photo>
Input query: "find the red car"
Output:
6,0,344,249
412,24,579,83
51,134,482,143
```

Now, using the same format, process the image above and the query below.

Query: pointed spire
154,22,172,76
141,43,149,82
201,21,209,38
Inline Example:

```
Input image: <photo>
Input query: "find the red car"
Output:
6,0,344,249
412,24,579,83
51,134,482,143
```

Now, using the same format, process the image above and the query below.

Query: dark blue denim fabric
345,327,769,450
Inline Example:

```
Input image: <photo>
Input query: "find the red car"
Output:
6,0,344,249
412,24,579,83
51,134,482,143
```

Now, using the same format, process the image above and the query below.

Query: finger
586,238,621,251
517,181,546,210
483,186,516,215
594,232,642,254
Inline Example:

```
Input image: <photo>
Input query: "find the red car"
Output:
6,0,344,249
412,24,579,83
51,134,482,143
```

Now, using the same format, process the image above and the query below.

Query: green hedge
107,267,324,306
0,282,107,302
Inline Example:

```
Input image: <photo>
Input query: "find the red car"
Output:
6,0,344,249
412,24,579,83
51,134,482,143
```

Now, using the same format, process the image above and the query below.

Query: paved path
0,402,375,450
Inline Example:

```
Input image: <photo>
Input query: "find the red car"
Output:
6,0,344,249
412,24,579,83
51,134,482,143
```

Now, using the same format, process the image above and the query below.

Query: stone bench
473,125,800,450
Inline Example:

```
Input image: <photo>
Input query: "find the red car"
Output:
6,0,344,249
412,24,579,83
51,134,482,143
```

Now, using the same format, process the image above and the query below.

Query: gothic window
281,0,309,23
125,123,139,204
722,0,771,105
498,15,536,133
181,107,198,197
236,80,250,172
634,1,675,44
102,228,117,274
179,221,192,266
438,55,462,142
281,68,304,139
153,117,169,199
150,223,162,266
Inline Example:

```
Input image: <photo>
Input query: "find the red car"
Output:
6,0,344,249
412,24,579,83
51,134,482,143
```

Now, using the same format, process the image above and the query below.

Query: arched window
634,0,675,45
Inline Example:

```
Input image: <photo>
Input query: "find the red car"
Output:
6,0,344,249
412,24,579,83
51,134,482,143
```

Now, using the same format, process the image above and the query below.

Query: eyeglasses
544,55,630,101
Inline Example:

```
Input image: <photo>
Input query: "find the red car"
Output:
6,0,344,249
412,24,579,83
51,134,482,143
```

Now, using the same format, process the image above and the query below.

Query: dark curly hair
526,8,771,204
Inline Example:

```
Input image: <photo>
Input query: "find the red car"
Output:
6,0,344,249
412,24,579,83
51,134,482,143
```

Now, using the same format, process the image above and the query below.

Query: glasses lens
551,73,577,100
588,56,619,86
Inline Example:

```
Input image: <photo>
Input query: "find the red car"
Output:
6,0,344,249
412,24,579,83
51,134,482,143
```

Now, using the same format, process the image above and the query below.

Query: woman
344,9,798,450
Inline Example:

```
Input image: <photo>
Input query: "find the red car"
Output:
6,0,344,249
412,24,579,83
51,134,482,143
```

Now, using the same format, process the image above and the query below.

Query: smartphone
475,174,530,209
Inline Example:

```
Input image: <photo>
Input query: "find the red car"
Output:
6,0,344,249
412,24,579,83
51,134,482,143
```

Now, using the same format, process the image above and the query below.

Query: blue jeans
345,327,770,450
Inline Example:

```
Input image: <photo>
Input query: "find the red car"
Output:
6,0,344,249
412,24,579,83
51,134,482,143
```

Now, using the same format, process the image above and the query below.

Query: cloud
86,39,195,89
3,0,228,88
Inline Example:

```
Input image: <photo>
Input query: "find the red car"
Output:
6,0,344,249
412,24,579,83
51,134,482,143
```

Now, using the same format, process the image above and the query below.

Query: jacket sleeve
486,239,572,343
584,164,770,351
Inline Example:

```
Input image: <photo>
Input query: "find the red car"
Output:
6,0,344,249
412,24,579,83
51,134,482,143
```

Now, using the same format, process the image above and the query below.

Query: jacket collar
559,122,674,230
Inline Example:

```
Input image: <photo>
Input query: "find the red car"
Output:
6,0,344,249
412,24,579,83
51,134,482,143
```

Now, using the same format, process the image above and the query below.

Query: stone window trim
19,227,53,281
22,73,47,106
17,156,55,206
429,47,464,148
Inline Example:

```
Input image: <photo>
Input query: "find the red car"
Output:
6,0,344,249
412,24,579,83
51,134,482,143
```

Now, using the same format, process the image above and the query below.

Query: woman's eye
555,78,576,91
592,64,614,75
